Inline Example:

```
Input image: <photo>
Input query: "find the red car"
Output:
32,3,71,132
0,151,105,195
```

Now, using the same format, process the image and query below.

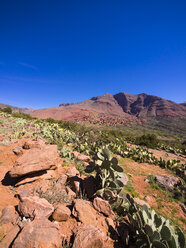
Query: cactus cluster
87,147,125,203
125,194,185,248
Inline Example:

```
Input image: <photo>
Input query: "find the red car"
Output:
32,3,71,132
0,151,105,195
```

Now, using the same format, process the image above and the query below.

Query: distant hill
180,102,186,107
0,103,34,114
30,92,186,124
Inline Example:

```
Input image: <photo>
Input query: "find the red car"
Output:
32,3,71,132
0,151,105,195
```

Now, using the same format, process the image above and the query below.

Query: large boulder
155,175,180,191
73,224,107,248
9,145,60,178
18,196,54,220
93,197,114,217
12,218,61,248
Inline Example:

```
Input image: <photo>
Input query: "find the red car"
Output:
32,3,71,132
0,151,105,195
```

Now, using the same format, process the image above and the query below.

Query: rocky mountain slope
30,92,186,123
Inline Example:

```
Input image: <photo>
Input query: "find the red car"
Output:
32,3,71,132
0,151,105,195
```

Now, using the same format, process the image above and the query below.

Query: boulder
0,205,18,224
73,224,107,248
68,175,82,193
66,167,80,177
72,199,97,224
12,146,23,155
52,204,71,222
93,197,114,217
12,218,61,248
0,225,20,248
155,175,180,191
134,198,150,208
9,145,59,178
22,138,45,149
73,151,90,162
18,196,54,220
66,186,76,199
120,174,129,186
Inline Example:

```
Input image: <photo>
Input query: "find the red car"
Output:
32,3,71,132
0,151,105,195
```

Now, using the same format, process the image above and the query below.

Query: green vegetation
0,108,185,245
135,134,159,148
124,194,185,248
0,106,12,114
86,147,125,203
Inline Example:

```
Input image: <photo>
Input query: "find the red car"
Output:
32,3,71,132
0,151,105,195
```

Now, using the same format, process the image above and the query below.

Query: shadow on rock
1,170,47,186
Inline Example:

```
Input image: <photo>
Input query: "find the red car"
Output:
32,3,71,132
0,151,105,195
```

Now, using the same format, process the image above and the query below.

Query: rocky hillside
0,103,34,114
30,92,186,123
0,112,185,247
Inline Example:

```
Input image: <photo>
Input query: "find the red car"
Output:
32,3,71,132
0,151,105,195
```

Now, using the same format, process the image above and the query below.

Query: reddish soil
120,158,186,229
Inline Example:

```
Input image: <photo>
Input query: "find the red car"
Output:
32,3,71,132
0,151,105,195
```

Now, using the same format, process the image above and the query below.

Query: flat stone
9,145,59,178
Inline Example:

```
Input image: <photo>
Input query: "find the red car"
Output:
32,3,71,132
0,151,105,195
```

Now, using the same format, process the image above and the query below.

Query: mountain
30,92,186,124
180,102,186,107
0,103,35,114
113,93,186,117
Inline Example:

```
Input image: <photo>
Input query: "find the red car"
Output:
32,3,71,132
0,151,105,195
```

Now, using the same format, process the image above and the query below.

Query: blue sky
0,0,186,109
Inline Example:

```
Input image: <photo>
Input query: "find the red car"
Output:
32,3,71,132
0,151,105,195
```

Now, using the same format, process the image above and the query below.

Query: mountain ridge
30,92,186,123
1,92,185,124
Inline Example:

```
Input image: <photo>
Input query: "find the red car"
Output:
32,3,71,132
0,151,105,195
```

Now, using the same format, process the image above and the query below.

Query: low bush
135,134,159,148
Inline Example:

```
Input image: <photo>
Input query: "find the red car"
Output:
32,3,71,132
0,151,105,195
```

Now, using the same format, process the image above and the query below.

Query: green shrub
2,107,12,114
135,134,159,148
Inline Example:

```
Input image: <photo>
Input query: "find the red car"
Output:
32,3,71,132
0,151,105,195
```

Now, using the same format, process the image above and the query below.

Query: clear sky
0,0,186,109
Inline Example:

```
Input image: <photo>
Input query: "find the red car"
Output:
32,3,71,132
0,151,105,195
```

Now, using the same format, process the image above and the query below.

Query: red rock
93,197,114,217
18,196,54,220
0,225,20,248
52,204,71,222
0,205,18,224
73,151,90,162
66,186,76,199
68,175,82,193
12,147,23,155
12,218,61,248
9,145,60,178
73,224,107,248
66,167,80,177
72,199,97,224
22,138,45,149
134,198,150,208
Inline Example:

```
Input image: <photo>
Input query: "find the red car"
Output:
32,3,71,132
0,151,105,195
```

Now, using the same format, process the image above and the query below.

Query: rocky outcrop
114,92,186,117
154,175,180,191
9,144,60,178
